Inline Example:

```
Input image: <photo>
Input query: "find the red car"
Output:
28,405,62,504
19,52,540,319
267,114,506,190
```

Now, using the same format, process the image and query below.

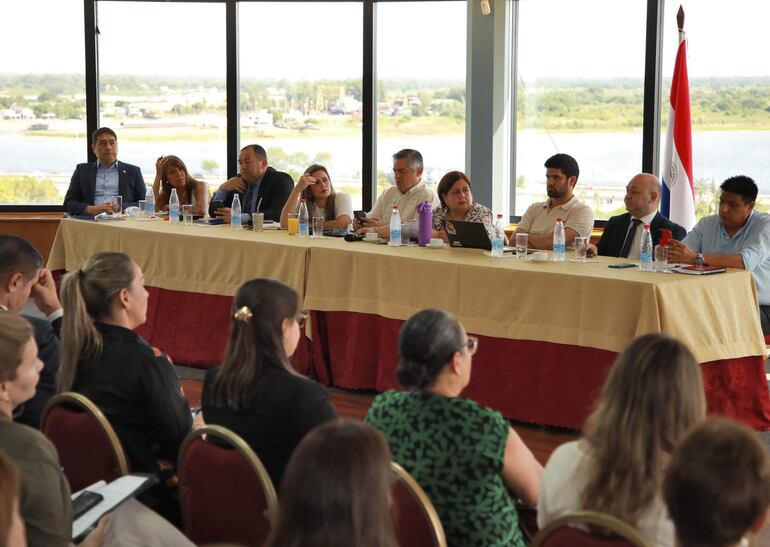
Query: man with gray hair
589,173,686,257
357,148,439,235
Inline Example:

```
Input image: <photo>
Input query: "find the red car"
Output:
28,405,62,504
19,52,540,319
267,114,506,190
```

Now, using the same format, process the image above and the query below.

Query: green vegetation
0,175,60,204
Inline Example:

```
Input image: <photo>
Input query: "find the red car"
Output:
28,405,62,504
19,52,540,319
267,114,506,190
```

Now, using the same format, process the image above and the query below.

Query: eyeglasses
295,312,307,329
465,336,479,356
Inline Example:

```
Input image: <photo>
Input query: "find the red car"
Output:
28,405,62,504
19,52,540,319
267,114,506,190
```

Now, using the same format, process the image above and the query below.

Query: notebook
444,220,513,252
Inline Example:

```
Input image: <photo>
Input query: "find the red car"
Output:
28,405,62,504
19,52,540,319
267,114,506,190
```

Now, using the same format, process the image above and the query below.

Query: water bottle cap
556,217,563,222
643,224,650,228
393,205,399,210
497,214,503,218
300,199,306,203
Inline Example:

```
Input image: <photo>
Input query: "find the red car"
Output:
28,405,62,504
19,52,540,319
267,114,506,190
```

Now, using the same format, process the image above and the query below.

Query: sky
1,0,768,80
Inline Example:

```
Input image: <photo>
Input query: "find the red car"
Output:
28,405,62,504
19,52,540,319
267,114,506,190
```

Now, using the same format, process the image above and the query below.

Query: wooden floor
182,379,577,465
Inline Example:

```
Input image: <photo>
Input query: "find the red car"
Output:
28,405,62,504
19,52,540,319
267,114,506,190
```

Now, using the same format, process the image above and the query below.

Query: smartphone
208,199,225,218
353,210,367,221
72,491,104,520
608,263,637,269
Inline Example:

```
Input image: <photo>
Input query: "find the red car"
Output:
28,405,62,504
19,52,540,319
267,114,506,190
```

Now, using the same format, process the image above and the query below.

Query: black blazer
16,315,61,429
219,166,293,222
63,161,146,216
597,211,687,257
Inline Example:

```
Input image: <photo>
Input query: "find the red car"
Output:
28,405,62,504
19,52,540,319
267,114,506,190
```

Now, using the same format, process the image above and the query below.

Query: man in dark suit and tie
0,235,63,428
211,144,293,223
63,127,145,216
588,173,686,258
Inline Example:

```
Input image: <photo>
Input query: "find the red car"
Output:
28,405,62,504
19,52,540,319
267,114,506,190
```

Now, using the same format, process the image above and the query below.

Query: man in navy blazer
63,127,145,216
211,144,293,223
589,173,686,258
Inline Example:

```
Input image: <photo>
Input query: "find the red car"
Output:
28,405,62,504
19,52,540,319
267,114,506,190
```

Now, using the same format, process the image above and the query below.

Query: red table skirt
134,286,770,431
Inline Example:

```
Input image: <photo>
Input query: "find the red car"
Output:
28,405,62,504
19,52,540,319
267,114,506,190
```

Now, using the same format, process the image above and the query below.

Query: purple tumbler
417,201,433,247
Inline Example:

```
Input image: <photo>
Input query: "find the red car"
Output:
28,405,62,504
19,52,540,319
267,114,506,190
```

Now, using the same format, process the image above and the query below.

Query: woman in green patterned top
366,309,543,547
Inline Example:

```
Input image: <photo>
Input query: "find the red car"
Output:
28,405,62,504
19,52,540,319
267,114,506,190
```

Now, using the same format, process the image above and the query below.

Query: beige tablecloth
48,219,767,363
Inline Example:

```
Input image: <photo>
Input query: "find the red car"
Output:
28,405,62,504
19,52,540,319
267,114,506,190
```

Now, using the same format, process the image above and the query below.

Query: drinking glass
574,236,588,263
138,200,147,218
311,217,325,238
287,213,299,235
182,204,193,226
515,233,528,259
111,195,122,216
654,244,669,271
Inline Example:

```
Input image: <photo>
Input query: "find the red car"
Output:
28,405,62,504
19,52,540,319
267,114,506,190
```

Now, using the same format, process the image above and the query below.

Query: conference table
48,217,770,430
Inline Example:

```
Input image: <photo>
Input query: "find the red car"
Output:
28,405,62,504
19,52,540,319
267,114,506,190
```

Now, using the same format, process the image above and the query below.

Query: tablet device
444,220,513,252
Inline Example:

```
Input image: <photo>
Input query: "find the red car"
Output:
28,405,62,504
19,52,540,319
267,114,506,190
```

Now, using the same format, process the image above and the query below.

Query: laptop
444,220,513,252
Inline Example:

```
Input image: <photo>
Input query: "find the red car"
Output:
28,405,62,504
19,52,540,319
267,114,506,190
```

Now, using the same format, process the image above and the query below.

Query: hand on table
586,243,598,258
84,203,113,216
667,240,697,264
215,207,233,223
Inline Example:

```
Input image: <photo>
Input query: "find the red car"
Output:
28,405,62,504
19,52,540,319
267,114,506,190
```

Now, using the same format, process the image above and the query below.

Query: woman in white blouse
537,333,706,547
280,164,353,230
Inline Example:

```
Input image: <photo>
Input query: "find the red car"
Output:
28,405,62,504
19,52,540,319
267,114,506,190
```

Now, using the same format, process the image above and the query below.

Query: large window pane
98,2,226,195
660,1,770,218
239,3,363,208
515,0,646,219
0,0,85,205
376,2,466,200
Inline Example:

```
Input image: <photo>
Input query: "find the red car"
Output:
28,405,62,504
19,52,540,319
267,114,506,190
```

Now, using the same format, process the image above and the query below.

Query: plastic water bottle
146,186,155,217
389,205,401,247
298,199,309,238
169,188,180,223
491,214,505,258
640,224,653,271
553,217,566,262
231,193,242,231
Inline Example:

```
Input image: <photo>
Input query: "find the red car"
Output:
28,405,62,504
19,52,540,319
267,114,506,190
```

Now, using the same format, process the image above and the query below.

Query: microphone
344,233,363,242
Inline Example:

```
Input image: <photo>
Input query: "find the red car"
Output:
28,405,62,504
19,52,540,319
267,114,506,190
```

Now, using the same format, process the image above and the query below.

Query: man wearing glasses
355,148,439,236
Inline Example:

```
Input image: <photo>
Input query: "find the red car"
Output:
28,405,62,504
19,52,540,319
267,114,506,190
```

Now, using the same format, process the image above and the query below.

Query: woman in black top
202,278,338,487
58,252,192,475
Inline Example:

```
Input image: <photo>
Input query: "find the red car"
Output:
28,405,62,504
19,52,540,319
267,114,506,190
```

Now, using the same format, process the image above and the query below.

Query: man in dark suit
589,173,686,258
63,127,145,216
211,144,293,223
0,235,63,428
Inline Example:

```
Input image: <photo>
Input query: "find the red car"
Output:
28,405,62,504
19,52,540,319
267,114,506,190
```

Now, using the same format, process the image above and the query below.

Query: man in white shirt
356,149,439,237
515,153,594,250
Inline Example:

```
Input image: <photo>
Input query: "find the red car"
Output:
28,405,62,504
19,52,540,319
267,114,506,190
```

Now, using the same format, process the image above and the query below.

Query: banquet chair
177,425,278,547
531,511,654,547
390,462,447,547
41,392,130,492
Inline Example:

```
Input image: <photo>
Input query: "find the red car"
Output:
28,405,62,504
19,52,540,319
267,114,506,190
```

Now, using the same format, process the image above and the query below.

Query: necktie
242,184,255,215
619,218,642,258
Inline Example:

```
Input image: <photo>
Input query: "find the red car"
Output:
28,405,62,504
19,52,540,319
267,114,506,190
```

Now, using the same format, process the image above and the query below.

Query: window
375,1,466,201
98,1,227,196
0,0,86,205
660,0,770,218
514,0,646,219
239,2,363,207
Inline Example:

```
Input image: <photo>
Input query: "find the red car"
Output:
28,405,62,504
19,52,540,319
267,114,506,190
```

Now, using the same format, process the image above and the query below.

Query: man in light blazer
63,127,145,216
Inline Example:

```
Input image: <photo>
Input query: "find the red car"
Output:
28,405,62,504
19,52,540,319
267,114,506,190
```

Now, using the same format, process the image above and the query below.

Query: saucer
427,243,445,249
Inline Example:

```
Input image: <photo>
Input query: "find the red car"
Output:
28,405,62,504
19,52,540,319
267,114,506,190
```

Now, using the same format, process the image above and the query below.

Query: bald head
624,173,661,218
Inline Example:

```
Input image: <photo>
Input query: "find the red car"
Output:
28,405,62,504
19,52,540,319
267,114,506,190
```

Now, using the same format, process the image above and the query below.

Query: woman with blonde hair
152,155,208,216
537,333,707,546
279,164,353,230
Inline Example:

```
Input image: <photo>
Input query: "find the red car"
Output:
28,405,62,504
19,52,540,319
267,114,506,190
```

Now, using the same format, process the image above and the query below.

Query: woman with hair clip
58,252,192,479
201,278,338,487
265,420,397,547
537,333,707,546
366,309,543,547
152,155,208,216
279,164,353,230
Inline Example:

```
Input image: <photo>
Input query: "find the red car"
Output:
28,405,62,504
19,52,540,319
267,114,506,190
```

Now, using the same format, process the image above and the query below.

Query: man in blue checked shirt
668,175,770,333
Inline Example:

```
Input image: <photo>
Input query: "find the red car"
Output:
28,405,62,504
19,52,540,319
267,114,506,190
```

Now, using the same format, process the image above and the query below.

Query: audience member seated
432,171,494,244
279,164,353,230
588,173,686,258
366,309,543,547
201,279,338,488
355,149,439,238
663,418,770,547
211,144,293,224
63,127,145,216
152,155,209,217
537,333,706,547
515,153,594,250
0,235,62,428
0,314,193,547
0,450,25,547
667,175,770,334
58,252,192,477
265,420,397,547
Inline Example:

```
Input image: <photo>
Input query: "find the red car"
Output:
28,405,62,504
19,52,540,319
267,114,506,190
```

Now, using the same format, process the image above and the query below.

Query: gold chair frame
176,425,279,529
390,461,447,547
41,391,130,477
531,510,655,547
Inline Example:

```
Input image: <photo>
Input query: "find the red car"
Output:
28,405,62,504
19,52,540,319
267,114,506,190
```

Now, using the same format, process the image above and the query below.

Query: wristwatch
695,253,706,266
